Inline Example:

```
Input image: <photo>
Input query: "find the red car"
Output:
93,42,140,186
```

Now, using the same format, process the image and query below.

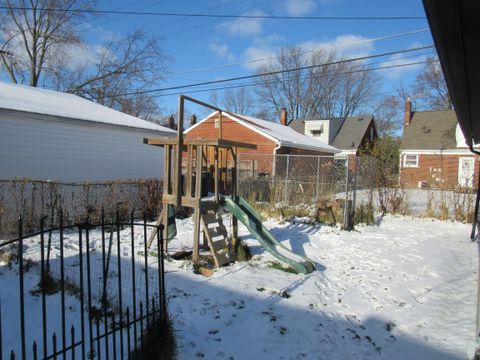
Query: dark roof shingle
330,115,374,150
401,110,457,150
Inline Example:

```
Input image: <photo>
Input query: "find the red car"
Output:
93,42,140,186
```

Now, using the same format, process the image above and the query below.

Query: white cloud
242,46,277,70
300,34,375,60
217,10,265,37
286,0,317,16
208,42,236,63
380,53,427,79
239,34,376,72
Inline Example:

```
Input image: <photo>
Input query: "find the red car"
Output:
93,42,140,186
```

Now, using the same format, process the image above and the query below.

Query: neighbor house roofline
186,111,339,153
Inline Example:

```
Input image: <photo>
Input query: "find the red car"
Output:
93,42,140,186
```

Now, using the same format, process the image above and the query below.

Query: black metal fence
0,210,166,359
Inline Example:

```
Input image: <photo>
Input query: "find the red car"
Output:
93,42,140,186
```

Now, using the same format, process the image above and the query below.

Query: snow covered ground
0,214,477,359
167,215,477,360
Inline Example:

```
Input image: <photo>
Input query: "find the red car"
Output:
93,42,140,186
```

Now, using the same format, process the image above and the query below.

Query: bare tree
223,87,255,115
413,57,452,110
0,0,95,86
255,44,379,123
54,29,168,119
207,87,256,116
0,1,169,119
373,95,403,137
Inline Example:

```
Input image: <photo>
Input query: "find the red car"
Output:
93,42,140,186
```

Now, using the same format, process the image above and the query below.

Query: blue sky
18,0,437,117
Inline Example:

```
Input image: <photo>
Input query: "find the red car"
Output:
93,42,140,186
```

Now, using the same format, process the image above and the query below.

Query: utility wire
154,59,438,98
112,45,434,96
174,28,430,75
0,6,426,20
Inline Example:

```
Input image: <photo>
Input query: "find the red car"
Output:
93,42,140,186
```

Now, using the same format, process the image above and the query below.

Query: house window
403,154,419,167
310,125,323,137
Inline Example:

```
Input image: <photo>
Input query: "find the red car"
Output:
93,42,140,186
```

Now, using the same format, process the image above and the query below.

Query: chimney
190,114,197,127
280,108,287,126
404,97,412,128
166,115,175,129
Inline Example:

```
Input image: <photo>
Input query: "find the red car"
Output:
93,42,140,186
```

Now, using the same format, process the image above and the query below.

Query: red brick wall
399,153,480,189
186,115,277,173
185,115,277,155
186,115,334,174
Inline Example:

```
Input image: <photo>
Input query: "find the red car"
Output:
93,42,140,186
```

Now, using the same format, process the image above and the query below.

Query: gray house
289,115,377,158
0,81,175,181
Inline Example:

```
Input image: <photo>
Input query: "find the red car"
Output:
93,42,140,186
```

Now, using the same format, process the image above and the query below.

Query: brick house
399,98,479,189
184,110,339,175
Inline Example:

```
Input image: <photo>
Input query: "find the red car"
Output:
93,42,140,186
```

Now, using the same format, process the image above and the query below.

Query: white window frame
403,154,419,168
310,124,324,137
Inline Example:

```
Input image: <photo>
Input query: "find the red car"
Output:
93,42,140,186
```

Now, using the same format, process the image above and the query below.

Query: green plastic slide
223,196,315,274
166,204,177,241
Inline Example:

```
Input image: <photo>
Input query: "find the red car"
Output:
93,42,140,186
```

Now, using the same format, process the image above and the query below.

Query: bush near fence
0,179,163,240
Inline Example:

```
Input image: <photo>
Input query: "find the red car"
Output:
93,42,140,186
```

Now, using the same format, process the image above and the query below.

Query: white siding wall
0,113,167,181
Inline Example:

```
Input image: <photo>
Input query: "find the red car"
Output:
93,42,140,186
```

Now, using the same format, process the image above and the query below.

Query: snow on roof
187,111,339,154
0,81,176,134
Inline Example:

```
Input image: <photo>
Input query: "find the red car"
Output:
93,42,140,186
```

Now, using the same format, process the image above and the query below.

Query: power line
166,50,435,92
154,59,437,98
0,6,427,20
114,45,434,96
174,28,430,76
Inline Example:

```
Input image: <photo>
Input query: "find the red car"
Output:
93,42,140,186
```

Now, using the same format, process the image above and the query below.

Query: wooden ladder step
211,239,227,252
215,251,233,266
202,213,218,225
207,226,228,240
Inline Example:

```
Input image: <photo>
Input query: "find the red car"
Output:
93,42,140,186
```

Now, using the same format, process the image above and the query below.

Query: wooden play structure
145,96,315,274
145,96,256,267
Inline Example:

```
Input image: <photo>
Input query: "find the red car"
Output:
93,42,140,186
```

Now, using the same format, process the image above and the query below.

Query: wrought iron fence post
18,217,26,360
130,211,138,354
70,326,75,360
115,210,124,357
0,298,3,360
101,209,109,358
40,217,48,360
143,212,149,330
85,218,94,360
78,227,86,360
159,224,166,324
59,211,67,360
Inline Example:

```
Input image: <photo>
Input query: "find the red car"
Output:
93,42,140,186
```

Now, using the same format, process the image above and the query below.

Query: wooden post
164,145,171,195
223,148,228,193
186,145,193,198
214,146,219,202
232,148,239,259
175,97,185,206
192,145,203,263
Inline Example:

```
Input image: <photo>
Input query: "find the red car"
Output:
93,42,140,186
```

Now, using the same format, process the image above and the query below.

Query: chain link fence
0,179,163,240
237,153,354,224
236,153,477,225
354,155,477,222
